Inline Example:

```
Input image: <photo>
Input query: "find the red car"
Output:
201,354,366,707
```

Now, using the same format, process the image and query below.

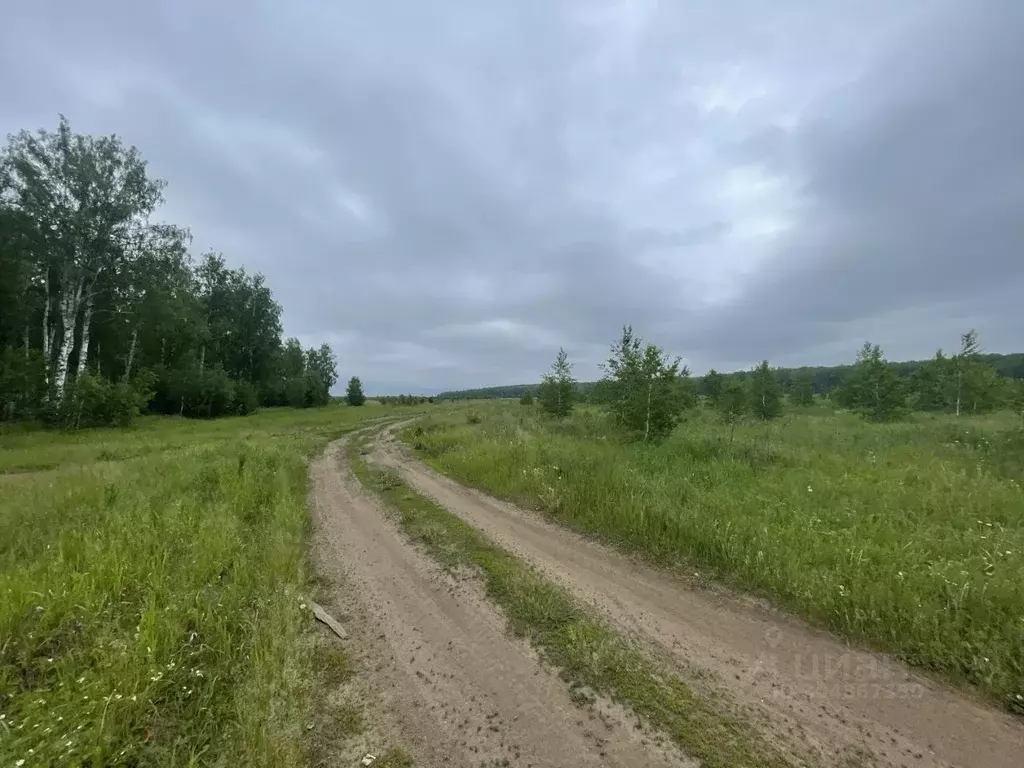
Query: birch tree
601,325,692,441
0,116,165,404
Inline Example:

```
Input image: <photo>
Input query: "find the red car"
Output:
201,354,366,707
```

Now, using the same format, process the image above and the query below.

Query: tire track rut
309,435,689,768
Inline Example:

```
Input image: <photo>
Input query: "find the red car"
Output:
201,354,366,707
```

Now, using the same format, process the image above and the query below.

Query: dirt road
369,423,1024,768
309,435,691,768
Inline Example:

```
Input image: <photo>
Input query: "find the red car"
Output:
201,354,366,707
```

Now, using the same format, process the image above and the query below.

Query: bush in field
519,391,534,406
538,348,575,417
58,371,154,428
601,325,694,441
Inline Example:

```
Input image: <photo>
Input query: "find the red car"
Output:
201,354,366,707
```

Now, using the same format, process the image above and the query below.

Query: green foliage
407,404,1024,712
716,379,747,423
56,372,154,428
346,375,366,406
0,346,47,421
232,380,260,415
748,360,782,420
0,116,337,427
160,365,237,419
910,351,951,411
1009,380,1024,415
701,368,725,406
519,390,534,406
602,326,693,441
537,347,575,417
789,370,815,407
835,342,906,421
377,393,434,405
442,350,1024,406
285,375,310,408
305,343,338,394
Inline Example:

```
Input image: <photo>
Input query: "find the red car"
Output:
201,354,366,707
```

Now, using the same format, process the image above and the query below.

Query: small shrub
57,372,153,428
374,470,403,491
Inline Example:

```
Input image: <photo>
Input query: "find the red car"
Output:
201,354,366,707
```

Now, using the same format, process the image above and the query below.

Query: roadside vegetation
348,435,793,768
0,404,424,767
406,327,1024,713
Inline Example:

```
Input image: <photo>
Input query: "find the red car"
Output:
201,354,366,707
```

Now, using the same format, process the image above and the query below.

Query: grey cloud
2,0,1021,391
685,0,1024,369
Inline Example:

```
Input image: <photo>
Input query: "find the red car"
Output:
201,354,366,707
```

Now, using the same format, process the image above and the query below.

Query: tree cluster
442,350,1024,405
0,117,337,426
531,328,1020,436
833,331,1021,421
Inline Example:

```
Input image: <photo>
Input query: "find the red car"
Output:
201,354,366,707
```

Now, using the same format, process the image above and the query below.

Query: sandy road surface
309,435,690,768
371,423,1024,768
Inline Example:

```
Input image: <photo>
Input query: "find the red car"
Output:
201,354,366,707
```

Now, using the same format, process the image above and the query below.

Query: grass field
0,405,424,767
404,402,1024,712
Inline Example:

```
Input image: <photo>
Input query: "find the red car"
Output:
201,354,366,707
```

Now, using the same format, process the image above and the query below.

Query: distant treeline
437,352,1024,401
374,394,435,405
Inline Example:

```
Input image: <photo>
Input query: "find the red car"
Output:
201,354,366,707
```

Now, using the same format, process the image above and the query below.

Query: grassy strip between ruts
347,433,793,768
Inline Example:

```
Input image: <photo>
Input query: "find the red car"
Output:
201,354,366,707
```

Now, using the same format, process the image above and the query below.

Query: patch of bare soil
372,424,1024,768
308,436,691,767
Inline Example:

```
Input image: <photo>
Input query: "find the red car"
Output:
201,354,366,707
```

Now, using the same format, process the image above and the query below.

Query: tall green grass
405,403,1024,712
0,404,418,766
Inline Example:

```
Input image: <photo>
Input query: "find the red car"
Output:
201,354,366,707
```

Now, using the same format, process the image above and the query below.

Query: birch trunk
644,377,652,442
41,275,51,388
53,279,84,402
76,291,95,380
125,327,138,380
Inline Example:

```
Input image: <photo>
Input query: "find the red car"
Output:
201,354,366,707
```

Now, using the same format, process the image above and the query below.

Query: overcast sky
3,1,1021,393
